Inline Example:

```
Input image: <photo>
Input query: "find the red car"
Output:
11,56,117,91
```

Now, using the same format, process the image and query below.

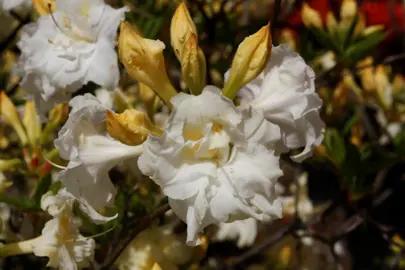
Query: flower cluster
46,2,323,247
0,1,326,268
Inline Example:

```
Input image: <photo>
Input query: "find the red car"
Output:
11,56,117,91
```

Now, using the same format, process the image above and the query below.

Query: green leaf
0,194,38,211
342,30,388,63
394,129,405,155
309,27,340,53
324,128,346,166
343,16,359,50
343,113,360,135
33,174,52,206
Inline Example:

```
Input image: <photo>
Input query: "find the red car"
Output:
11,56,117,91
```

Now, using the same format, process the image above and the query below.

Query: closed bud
363,25,384,36
41,104,68,144
375,65,392,109
138,83,157,106
326,12,337,31
355,13,366,35
151,263,162,270
0,159,21,172
357,57,375,92
301,3,323,29
223,24,272,99
23,101,41,147
48,104,68,125
170,3,197,61
118,22,177,108
106,109,162,146
0,136,9,149
392,75,405,97
139,83,158,119
340,0,357,26
0,92,28,146
33,0,55,15
181,34,207,95
279,29,296,51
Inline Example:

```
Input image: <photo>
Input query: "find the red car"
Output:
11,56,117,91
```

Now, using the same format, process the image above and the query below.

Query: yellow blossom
118,22,177,108
223,24,272,99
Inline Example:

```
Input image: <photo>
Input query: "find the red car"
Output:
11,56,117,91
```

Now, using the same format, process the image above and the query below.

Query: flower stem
0,238,38,257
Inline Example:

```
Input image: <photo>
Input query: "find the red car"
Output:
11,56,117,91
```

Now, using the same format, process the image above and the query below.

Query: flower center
181,121,231,165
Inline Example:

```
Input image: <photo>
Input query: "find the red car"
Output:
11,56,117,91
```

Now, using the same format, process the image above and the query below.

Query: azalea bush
0,0,404,269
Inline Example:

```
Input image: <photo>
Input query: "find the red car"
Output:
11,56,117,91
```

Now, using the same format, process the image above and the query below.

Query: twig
99,203,171,269
225,222,296,269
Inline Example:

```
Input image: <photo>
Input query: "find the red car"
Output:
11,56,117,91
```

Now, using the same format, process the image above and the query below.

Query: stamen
44,157,67,170
48,4,71,39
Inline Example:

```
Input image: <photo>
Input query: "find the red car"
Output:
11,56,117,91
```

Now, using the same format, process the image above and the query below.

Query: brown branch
98,203,171,269
225,221,296,269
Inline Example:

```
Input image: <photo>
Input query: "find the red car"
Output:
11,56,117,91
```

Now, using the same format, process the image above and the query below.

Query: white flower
16,0,128,116
0,0,31,12
138,86,283,245
54,94,143,223
214,218,258,248
315,51,336,71
95,88,115,110
32,190,95,269
237,44,325,162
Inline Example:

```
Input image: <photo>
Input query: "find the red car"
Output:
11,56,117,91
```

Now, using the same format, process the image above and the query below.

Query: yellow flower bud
301,3,323,29
0,92,28,146
118,22,177,108
363,25,384,36
375,65,392,109
222,24,272,99
279,246,292,267
279,29,296,51
33,0,55,15
392,75,405,97
181,34,207,95
355,12,366,36
340,0,357,26
357,57,375,92
106,109,163,146
138,83,158,119
170,3,197,60
49,104,68,125
326,11,337,31
0,136,9,149
151,263,162,270
41,104,69,144
23,101,41,147
0,159,21,172
342,70,363,100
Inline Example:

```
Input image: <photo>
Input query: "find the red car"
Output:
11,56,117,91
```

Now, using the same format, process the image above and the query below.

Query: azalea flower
138,86,283,245
237,44,325,162
214,218,258,248
31,190,95,269
16,0,128,116
0,0,31,12
54,94,143,223
95,88,115,110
